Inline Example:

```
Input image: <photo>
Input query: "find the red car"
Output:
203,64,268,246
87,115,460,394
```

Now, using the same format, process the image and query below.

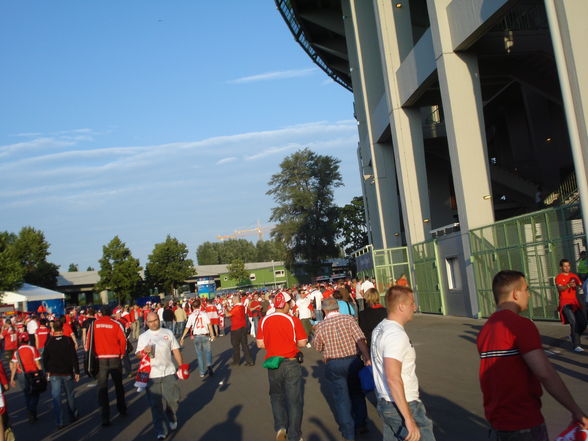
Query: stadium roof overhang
275,0,352,91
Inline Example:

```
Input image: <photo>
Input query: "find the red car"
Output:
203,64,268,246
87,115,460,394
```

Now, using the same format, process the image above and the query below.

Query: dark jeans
50,375,78,426
163,321,174,331
562,305,587,348
97,358,126,422
268,359,303,441
230,327,252,365
16,373,40,417
377,399,436,441
174,321,186,339
324,356,367,440
493,423,548,441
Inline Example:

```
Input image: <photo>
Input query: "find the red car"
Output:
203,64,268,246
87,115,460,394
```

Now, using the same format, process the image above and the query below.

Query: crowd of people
0,266,585,441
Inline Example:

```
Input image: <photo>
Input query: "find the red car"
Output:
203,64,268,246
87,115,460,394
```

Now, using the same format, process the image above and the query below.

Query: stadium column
427,0,494,317
342,0,403,250
372,0,430,247
545,0,588,234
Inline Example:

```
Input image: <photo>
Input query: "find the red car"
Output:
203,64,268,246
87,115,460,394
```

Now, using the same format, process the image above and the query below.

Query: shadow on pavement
197,405,242,441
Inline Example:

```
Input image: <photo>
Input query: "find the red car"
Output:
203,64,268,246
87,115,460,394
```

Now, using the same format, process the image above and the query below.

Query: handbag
15,349,47,394
358,365,375,392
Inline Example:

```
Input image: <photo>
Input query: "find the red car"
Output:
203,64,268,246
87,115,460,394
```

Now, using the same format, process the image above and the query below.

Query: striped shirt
313,312,366,359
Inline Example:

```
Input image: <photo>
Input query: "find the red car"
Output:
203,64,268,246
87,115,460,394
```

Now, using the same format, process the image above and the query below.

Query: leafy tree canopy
96,236,142,305
86,266,95,271
197,239,285,265
226,259,250,285
267,148,342,275
338,196,369,255
68,263,79,272
145,235,195,295
0,232,25,292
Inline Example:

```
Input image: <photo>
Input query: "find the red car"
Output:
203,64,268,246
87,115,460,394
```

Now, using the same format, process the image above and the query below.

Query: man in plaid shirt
313,297,371,441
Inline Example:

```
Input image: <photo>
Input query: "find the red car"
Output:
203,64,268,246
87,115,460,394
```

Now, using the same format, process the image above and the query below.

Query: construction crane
216,220,275,242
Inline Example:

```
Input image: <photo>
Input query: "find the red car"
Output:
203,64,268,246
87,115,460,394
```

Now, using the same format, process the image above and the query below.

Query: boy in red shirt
555,258,587,352
477,270,587,440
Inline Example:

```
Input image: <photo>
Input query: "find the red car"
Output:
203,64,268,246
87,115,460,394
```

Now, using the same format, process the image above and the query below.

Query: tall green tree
68,263,79,272
145,235,195,295
86,266,95,271
95,236,142,305
12,227,59,290
226,259,250,285
196,239,259,265
0,232,24,292
267,148,343,274
255,239,287,262
196,241,220,265
338,196,369,255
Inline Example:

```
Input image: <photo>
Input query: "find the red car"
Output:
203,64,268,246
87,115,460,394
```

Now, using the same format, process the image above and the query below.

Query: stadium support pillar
343,0,402,249
373,0,430,247
428,0,495,316
545,0,588,234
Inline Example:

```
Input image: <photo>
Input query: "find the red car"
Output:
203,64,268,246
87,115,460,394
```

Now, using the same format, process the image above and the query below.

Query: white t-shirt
157,307,164,321
361,280,375,294
26,319,39,334
136,327,180,379
309,290,323,309
371,319,419,402
355,282,363,299
296,297,313,320
185,310,211,336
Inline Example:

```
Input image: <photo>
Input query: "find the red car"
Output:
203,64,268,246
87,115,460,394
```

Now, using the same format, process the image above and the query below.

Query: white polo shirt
371,319,419,402
185,310,211,336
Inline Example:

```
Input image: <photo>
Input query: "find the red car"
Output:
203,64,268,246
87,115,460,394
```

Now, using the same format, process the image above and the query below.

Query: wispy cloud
227,68,317,84
216,157,237,165
245,144,298,161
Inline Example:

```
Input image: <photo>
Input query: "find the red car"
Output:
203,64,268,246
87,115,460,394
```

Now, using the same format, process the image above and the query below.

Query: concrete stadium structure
276,0,588,318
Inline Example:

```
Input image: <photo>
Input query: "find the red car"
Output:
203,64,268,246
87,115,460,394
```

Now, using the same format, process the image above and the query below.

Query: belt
325,354,357,363
194,333,210,336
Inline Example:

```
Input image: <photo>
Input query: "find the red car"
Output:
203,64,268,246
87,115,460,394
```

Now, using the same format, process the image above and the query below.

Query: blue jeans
146,374,180,437
325,356,367,440
193,335,213,375
163,321,174,331
268,359,303,441
315,310,324,322
377,399,436,441
174,321,186,339
50,375,78,426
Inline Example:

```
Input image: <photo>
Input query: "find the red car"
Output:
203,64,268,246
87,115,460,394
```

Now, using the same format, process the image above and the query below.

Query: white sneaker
156,435,165,440
574,346,584,352
169,421,178,431
276,428,287,441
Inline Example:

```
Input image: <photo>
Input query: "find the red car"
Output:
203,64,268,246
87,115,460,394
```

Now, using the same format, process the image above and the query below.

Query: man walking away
225,294,253,366
313,298,370,441
43,320,80,429
371,285,436,441
174,303,187,339
10,334,42,424
477,270,587,441
162,306,175,331
87,306,127,426
137,312,187,440
180,298,215,378
256,292,307,441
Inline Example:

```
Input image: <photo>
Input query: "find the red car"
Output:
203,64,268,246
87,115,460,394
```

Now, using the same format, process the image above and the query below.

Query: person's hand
10,380,15,388
143,344,152,354
405,417,421,441
179,338,184,347
2,383,8,391
574,414,588,430
74,374,80,383
364,358,372,367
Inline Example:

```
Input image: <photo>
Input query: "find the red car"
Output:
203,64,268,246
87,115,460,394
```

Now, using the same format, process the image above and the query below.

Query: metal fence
470,204,585,319
412,240,446,314
373,246,411,300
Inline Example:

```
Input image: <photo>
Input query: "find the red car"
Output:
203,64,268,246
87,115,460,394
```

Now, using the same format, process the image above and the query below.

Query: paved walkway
5,314,587,441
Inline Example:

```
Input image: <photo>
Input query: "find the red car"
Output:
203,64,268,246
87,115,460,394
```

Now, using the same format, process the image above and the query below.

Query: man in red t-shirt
10,336,42,423
225,294,253,366
256,292,307,441
35,320,51,355
555,258,587,352
2,322,19,363
477,270,587,440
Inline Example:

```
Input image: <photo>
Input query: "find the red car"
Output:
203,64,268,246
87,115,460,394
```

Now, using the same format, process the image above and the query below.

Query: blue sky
0,1,360,270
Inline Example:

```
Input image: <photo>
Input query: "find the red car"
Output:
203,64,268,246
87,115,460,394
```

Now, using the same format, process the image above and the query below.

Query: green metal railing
470,204,585,319
412,239,446,315
373,246,411,302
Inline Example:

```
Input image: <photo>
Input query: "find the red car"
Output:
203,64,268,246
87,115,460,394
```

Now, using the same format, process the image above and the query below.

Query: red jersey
2,329,18,351
35,325,50,349
229,305,246,330
555,272,582,322
89,316,126,358
62,322,74,337
477,310,543,431
12,345,41,373
257,312,307,359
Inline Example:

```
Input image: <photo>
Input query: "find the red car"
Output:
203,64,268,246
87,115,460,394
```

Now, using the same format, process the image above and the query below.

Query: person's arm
356,338,371,366
296,338,308,348
208,323,215,341
9,361,17,388
172,348,183,367
522,349,588,428
384,357,420,441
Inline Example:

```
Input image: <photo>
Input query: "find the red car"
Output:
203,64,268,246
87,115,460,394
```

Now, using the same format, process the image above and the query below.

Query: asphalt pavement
4,314,587,441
